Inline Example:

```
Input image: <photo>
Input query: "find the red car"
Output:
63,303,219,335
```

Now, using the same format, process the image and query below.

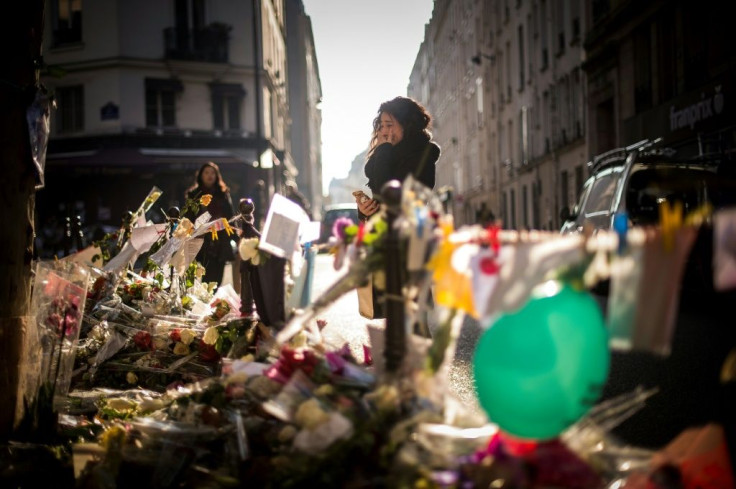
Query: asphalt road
310,252,485,418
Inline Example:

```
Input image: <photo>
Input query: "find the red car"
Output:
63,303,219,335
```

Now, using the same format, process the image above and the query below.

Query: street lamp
471,53,495,65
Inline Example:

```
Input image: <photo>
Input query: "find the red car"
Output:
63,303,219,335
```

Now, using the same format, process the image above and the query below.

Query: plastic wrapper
26,85,54,189
26,261,90,407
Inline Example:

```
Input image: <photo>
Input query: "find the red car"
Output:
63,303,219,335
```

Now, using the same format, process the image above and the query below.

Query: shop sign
669,85,725,132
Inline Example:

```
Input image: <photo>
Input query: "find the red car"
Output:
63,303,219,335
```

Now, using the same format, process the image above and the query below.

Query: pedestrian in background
357,96,440,220
185,161,235,286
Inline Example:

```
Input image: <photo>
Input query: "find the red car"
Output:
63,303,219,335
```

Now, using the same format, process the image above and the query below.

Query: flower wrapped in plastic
18,260,90,437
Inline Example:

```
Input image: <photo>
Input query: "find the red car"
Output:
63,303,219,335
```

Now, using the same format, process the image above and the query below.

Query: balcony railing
163,24,230,63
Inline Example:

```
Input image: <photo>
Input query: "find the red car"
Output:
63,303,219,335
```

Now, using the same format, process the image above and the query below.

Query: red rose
197,339,220,362
133,330,152,350
169,329,181,342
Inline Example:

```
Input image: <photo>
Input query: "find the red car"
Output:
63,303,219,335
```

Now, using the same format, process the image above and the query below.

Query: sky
301,0,435,195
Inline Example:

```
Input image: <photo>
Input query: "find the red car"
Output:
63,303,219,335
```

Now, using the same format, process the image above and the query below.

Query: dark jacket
185,187,235,264
364,133,440,196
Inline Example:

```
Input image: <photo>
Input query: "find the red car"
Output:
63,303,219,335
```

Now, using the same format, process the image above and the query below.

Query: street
310,252,485,417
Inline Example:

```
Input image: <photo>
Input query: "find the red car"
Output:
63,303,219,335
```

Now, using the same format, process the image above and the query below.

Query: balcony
163,23,231,63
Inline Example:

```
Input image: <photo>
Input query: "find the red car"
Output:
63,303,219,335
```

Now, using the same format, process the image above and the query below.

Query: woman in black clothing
355,97,440,320
185,161,235,286
358,96,440,219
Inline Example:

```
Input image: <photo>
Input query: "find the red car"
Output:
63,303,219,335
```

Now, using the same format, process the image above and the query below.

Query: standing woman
355,97,440,319
185,161,235,286
358,96,441,219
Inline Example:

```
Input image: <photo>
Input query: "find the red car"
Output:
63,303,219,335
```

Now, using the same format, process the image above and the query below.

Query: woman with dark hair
185,161,235,285
358,96,441,219
355,97,441,320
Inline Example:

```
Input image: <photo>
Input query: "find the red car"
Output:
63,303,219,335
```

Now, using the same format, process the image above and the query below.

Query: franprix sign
669,85,725,132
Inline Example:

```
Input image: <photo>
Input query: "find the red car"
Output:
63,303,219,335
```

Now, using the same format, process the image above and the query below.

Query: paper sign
470,246,502,323
60,245,103,267
130,224,167,252
103,241,138,272
149,236,182,267
260,194,310,258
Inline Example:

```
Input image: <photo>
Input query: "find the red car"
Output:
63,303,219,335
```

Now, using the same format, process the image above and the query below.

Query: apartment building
285,0,323,219
410,0,587,230
584,0,734,156
39,0,320,238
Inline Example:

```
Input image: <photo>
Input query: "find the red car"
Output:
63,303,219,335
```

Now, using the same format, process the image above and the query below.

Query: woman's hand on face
358,198,380,216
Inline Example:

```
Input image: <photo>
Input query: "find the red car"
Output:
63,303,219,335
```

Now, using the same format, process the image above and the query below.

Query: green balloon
473,282,610,440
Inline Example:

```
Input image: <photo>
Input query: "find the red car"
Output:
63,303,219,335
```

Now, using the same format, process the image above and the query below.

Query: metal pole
381,180,406,373
238,198,257,319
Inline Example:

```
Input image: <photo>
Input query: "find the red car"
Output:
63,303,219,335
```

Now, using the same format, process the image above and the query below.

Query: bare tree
0,0,44,437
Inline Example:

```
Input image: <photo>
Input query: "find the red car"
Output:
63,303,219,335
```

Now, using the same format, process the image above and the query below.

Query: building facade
411,0,734,231
285,0,323,219
39,0,320,249
583,0,734,157
410,0,588,230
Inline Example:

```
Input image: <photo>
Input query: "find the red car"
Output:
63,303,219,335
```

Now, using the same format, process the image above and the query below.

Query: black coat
364,133,440,196
185,187,235,263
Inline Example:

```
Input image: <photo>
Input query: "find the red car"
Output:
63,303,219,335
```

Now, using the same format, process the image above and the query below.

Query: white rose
239,238,260,261
203,326,219,345
179,328,196,345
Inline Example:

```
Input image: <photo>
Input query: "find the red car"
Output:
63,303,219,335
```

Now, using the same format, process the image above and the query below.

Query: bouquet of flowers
17,260,89,440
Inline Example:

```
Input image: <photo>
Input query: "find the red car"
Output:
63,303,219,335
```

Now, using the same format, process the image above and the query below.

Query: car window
583,171,620,216
625,166,717,225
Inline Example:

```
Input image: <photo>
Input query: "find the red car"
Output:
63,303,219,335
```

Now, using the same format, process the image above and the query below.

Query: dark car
561,136,736,452
561,138,736,235
319,203,359,245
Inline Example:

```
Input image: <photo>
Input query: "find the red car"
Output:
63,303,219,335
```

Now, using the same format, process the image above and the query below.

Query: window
56,85,84,134
522,185,528,228
145,78,182,127
506,40,512,100
520,107,528,165
210,84,245,131
53,0,82,45
556,0,566,55
539,0,549,70
518,25,525,89
570,0,581,42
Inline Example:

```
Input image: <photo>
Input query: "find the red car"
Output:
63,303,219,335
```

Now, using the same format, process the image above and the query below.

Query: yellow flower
294,398,330,430
210,228,219,240
152,337,169,350
173,342,191,355
126,371,138,384
200,194,213,206
425,222,476,316
203,326,219,345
